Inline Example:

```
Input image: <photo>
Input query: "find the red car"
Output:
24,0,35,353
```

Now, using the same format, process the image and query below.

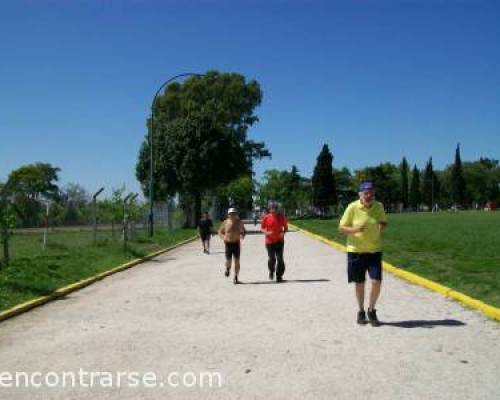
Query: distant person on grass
339,181,388,326
261,202,288,282
197,212,214,254
218,208,246,284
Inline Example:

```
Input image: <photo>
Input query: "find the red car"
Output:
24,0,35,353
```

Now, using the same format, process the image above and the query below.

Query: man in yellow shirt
339,181,388,326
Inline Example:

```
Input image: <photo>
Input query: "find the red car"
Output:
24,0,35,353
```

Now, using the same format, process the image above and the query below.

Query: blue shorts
347,252,382,283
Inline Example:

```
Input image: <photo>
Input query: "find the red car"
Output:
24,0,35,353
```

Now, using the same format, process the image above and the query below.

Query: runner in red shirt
261,202,288,282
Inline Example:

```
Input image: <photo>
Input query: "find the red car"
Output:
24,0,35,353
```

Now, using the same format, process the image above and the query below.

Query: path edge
0,236,198,323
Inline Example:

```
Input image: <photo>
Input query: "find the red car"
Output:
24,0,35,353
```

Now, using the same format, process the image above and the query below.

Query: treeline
258,144,500,215
0,163,144,229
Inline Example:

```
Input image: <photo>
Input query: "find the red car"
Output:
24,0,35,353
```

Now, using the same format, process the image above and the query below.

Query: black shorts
225,241,241,260
347,252,382,283
200,232,211,241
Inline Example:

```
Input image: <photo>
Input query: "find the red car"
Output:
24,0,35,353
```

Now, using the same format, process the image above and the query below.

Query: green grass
0,228,196,312
293,211,500,308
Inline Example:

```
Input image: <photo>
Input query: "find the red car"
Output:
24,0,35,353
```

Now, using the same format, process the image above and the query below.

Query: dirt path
1,225,499,399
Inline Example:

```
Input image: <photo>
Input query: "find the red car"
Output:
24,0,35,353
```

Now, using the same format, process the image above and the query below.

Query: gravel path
1,225,499,399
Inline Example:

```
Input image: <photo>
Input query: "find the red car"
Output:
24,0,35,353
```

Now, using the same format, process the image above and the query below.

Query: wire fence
0,201,186,266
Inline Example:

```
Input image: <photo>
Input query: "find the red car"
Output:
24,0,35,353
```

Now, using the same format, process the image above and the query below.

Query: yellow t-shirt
339,200,387,253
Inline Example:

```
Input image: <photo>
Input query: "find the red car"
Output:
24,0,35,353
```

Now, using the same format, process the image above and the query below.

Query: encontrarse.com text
0,369,223,389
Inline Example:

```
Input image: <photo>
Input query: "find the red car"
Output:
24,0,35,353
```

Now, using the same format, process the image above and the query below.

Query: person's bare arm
339,225,365,235
379,222,388,232
218,222,225,240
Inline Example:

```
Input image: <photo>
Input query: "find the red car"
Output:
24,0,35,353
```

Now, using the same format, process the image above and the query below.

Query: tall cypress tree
409,165,421,211
400,157,409,209
312,144,337,214
422,157,434,208
451,143,466,207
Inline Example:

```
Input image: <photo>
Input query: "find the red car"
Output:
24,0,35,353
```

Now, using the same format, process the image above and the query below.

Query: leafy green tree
440,157,499,207
57,183,91,226
160,115,247,222
333,167,356,207
400,157,409,209
258,167,310,215
7,163,60,227
0,183,16,266
136,71,269,224
450,143,466,207
312,144,337,214
422,157,440,209
409,165,421,211
354,163,400,209
223,175,254,215
259,169,289,207
284,166,303,212
462,158,499,206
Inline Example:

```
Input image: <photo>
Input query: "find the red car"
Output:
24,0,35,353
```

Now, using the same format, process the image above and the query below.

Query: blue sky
1,0,499,197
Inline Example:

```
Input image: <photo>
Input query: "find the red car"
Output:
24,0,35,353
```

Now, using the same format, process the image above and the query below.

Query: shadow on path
240,279,331,285
381,319,466,328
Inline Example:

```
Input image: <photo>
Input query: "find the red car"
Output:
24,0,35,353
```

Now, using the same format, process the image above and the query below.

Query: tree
7,163,60,227
333,167,356,207
284,166,302,212
409,165,421,211
136,71,270,224
461,158,499,206
422,157,440,209
223,176,254,215
58,183,91,226
400,157,409,209
259,169,290,208
354,163,400,209
311,144,337,214
451,143,466,207
138,114,248,224
258,167,310,216
0,183,16,266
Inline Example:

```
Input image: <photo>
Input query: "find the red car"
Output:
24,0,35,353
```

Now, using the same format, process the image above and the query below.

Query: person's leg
275,241,285,280
367,252,383,326
348,252,368,324
355,282,365,311
368,280,381,310
224,243,232,277
234,258,240,282
205,236,211,253
266,244,276,279
233,243,241,283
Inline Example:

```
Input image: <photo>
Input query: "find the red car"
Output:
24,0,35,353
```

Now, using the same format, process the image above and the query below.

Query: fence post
0,194,10,266
92,187,104,245
122,194,134,253
2,233,8,265
42,201,50,250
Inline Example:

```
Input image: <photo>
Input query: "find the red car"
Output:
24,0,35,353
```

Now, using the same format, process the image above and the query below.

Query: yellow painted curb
0,236,198,323
289,223,500,322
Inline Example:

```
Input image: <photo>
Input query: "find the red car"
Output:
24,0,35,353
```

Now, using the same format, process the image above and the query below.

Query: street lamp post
148,72,203,237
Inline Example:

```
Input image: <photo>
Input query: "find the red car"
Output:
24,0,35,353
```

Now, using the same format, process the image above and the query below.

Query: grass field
0,228,196,312
293,211,500,308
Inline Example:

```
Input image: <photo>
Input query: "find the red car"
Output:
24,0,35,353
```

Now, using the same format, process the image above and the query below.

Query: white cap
227,207,238,214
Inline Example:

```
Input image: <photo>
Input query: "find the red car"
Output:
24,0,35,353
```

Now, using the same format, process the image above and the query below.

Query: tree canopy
6,163,61,227
136,71,270,223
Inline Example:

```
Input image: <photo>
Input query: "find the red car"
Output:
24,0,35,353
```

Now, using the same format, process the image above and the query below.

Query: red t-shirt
261,213,288,244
